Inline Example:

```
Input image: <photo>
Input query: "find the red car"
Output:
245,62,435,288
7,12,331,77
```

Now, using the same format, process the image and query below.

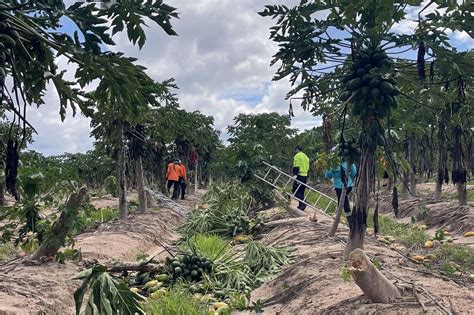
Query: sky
24,0,474,156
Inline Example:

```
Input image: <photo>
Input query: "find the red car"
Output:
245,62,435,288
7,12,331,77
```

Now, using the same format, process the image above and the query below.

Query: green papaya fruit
348,78,363,90
356,68,367,77
338,91,350,102
392,85,401,96
369,77,381,88
360,86,370,96
379,81,394,95
371,88,381,98
383,95,395,107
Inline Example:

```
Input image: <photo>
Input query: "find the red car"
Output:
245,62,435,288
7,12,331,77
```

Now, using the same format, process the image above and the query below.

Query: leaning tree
260,0,473,302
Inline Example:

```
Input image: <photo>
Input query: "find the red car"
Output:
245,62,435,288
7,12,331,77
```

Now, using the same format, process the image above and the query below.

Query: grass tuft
368,214,429,247
181,234,230,260
142,287,208,315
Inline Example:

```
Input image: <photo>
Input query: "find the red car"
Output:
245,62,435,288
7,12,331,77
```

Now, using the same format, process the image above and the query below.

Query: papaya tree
0,0,179,217
260,0,473,302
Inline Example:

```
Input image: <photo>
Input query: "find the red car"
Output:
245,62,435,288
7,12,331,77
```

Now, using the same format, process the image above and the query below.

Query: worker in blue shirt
324,162,357,217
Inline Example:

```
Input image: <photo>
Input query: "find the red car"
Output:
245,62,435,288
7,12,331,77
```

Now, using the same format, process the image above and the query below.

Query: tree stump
348,249,401,303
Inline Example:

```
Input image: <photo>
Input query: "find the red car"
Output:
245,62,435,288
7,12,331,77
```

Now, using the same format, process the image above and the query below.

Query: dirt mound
250,218,473,314
425,203,474,234
0,193,200,314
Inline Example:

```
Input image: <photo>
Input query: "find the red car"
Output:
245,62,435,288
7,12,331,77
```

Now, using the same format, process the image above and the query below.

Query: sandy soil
0,192,202,315
1,184,473,315
248,200,473,314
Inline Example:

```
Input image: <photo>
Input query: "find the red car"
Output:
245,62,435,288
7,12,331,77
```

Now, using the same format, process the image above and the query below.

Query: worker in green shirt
292,145,310,210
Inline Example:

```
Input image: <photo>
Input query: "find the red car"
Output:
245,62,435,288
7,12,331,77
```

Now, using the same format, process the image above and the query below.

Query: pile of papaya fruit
339,46,400,118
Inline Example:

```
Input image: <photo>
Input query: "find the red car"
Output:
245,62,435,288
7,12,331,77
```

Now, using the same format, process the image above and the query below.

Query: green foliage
432,244,474,273
182,234,230,261
55,248,82,264
142,287,207,315
205,247,254,294
372,258,383,270
104,176,119,197
368,213,428,247
0,1,179,120
243,240,292,281
73,265,145,315
411,206,429,223
0,242,17,262
339,266,352,282
179,185,263,238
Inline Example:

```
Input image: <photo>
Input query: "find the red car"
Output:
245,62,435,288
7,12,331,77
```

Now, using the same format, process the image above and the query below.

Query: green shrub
104,175,118,197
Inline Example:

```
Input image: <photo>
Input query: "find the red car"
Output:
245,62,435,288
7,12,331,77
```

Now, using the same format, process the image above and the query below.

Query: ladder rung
263,167,272,181
313,194,322,207
272,173,281,185
324,201,332,213
282,177,292,191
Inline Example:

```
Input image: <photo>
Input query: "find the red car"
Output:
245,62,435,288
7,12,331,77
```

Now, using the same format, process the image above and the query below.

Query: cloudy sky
26,0,473,156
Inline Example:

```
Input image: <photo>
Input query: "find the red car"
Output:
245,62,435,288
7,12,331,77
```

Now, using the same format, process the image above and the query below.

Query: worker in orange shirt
166,159,181,200
178,160,187,200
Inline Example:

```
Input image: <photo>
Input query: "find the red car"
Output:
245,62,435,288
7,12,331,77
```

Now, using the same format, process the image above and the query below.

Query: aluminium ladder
145,187,187,216
254,161,337,218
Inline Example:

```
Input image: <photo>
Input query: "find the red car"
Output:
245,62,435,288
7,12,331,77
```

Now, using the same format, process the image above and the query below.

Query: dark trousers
292,175,307,210
180,181,186,199
167,180,180,200
335,186,353,214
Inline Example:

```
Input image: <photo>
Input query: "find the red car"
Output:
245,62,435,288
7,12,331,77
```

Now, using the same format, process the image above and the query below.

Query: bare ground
0,192,203,315
248,202,473,314
1,184,473,315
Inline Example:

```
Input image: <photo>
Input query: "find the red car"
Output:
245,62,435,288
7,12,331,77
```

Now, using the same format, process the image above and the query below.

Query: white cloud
27,0,316,156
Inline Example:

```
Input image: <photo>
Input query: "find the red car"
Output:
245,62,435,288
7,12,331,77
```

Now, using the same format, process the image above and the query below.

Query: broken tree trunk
31,187,87,261
265,217,309,228
328,185,346,237
348,249,401,303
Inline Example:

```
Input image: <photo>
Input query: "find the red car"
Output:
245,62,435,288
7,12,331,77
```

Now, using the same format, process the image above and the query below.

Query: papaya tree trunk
408,134,417,196
435,112,447,201
0,183,5,206
136,156,147,213
456,182,467,206
348,249,401,303
344,119,375,259
328,184,346,237
118,122,127,219
452,125,467,206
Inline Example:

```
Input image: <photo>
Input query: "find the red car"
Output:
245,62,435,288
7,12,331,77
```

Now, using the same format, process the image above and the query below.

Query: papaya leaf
73,265,144,315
